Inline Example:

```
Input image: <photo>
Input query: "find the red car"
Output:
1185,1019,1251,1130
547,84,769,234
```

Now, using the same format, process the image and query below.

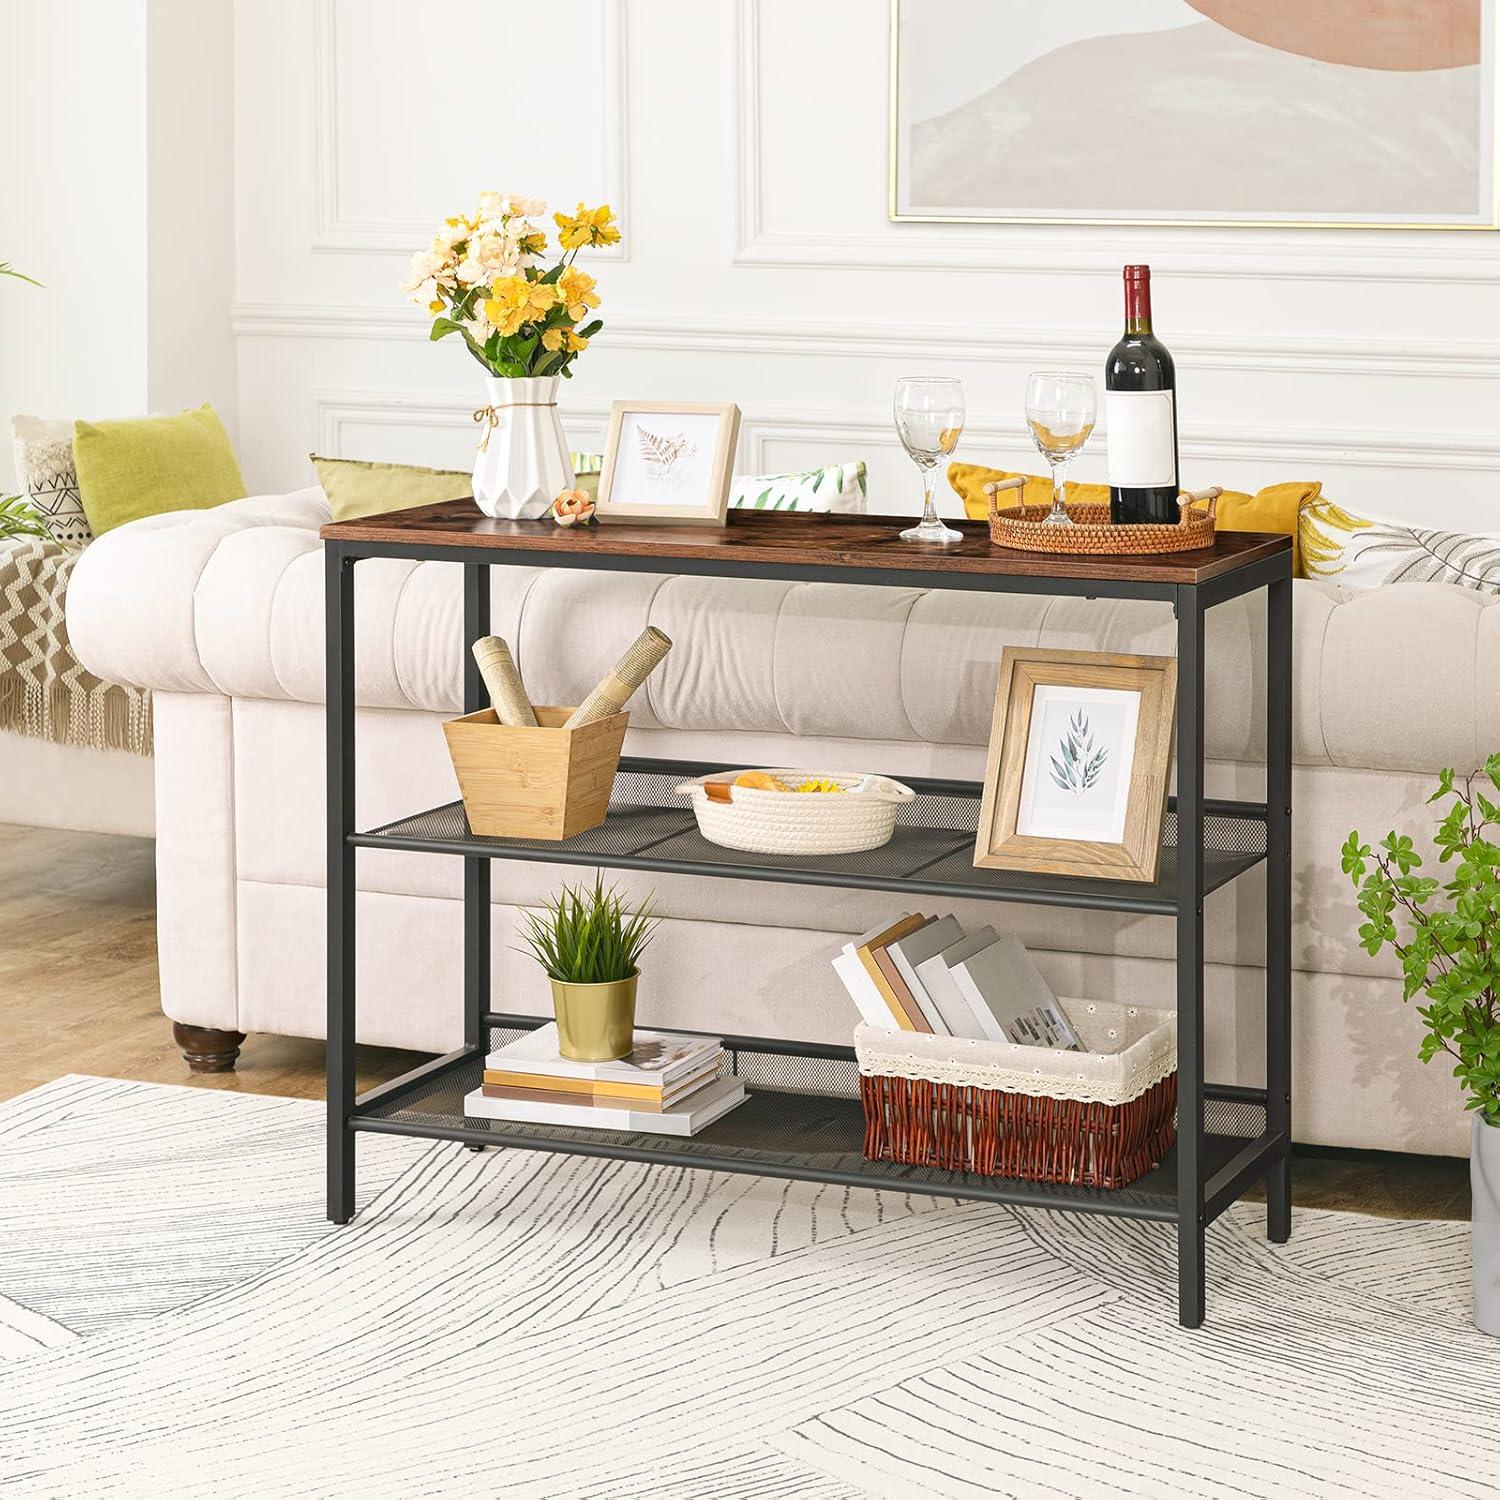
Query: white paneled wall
232,0,1500,526
0,0,236,491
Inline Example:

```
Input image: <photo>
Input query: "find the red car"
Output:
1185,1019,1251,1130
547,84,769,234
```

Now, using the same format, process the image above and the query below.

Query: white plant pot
1474,1115,1500,1335
471,375,573,520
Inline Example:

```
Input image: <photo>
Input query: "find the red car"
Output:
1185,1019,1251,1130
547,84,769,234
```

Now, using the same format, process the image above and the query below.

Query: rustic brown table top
322,502,1292,586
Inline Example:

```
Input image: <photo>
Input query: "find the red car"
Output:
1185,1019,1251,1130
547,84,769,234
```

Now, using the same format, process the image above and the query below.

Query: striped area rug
0,1075,1492,1498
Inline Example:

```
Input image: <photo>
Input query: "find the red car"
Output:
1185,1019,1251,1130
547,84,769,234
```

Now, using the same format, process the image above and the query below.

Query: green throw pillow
311,455,475,523
312,454,599,522
74,405,247,535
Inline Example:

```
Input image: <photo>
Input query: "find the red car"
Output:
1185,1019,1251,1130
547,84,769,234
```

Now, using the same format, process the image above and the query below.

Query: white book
832,950,901,1030
463,1075,746,1136
912,927,998,1040
950,934,1082,1050
887,915,966,1035
838,914,916,1029
484,1023,719,1087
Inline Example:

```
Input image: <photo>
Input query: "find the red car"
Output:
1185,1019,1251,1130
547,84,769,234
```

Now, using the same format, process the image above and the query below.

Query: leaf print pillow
1300,497,1500,593
727,461,867,515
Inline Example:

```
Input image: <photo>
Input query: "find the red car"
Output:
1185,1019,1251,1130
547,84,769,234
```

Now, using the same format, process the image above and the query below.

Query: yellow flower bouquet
402,191,619,380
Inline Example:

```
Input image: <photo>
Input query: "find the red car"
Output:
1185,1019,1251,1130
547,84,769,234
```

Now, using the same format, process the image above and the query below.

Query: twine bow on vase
473,405,503,453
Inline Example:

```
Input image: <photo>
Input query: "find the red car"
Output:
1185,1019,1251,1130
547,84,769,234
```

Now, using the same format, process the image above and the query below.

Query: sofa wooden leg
173,1022,246,1074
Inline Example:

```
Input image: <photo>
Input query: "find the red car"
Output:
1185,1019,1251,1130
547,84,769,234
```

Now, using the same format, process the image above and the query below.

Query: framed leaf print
975,648,1177,883
596,402,741,526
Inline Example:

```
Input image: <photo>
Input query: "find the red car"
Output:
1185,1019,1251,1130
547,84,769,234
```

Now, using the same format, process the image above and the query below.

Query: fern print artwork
635,426,696,480
1049,709,1109,797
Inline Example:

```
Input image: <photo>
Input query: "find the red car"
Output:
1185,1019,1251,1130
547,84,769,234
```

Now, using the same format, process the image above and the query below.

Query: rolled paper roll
471,636,538,727
563,626,672,729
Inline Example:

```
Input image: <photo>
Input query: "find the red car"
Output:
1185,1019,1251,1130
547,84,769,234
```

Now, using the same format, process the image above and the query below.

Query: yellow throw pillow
1199,481,1318,576
946,464,1317,575
74,405,247,536
948,463,1107,516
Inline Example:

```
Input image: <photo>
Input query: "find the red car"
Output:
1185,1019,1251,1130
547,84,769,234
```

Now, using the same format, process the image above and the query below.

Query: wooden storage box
856,1002,1177,1190
441,706,628,841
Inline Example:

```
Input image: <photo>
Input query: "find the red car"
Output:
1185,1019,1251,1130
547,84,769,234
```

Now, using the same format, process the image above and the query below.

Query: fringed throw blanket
0,537,152,755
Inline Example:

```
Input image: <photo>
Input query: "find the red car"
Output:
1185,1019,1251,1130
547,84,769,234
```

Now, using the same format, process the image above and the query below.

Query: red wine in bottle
1106,265,1179,525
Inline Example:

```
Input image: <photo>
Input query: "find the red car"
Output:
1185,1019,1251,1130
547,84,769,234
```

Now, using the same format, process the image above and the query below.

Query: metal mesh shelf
351,1025,1267,1221
356,771,1267,915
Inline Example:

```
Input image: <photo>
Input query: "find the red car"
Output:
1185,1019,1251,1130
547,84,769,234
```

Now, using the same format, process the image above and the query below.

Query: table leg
1265,573,1293,1243
1176,586,1206,1328
463,564,492,1052
326,545,356,1224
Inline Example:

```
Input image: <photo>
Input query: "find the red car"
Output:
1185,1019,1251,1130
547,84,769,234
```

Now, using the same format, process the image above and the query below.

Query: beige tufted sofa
67,490,1500,1155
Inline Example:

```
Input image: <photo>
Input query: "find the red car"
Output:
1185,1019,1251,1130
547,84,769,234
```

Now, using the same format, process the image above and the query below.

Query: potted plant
516,875,658,1062
1342,755,1500,1334
402,191,617,520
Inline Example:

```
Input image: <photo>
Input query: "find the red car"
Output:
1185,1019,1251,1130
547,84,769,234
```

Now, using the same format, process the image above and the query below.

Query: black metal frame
323,535,1293,1329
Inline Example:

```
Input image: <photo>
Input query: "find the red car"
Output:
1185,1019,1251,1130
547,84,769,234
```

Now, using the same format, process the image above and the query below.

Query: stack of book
463,1023,745,1136
832,913,1083,1049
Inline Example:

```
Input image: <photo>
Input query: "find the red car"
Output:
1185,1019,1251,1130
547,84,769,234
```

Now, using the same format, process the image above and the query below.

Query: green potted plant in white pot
516,875,658,1063
1343,755,1500,1335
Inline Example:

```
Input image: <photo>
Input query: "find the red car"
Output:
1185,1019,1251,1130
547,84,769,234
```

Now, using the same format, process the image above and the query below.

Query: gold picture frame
888,0,1500,232
975,648,1178,883
596,402,741,527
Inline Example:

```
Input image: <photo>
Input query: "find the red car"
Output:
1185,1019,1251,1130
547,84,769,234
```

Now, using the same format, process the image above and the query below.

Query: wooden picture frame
595,402,741,527
975,648,1177,883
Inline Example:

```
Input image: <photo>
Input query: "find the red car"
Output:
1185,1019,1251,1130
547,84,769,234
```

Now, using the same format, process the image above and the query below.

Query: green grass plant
516,874,657,985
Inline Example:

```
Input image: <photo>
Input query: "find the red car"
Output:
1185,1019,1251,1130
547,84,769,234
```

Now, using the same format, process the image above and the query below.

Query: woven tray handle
983,476,1028,520
850,774,916,804
1178,485,1223,523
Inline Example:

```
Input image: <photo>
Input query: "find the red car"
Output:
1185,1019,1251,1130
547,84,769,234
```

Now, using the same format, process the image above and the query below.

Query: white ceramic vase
471,374,573,520
1474,1115,1500,1335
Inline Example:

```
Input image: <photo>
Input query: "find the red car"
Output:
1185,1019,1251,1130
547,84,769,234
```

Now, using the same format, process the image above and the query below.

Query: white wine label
1105,390,1176,488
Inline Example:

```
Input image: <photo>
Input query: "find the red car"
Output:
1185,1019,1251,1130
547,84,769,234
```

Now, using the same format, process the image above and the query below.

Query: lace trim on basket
857,1048,1176,1107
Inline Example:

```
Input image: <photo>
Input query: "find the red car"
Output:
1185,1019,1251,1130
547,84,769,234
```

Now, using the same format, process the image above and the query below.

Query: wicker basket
675,769,915,855
984,476,1221,556
857,1001,1177,1189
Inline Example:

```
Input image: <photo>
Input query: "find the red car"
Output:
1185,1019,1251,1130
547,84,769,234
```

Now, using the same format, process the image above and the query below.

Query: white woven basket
675,769,915,855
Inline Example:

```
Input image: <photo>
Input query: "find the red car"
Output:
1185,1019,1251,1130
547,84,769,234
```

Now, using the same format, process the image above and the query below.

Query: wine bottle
1106,265,1179,526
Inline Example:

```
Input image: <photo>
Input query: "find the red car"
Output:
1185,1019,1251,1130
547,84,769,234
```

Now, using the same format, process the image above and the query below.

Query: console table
320,505,1293,1329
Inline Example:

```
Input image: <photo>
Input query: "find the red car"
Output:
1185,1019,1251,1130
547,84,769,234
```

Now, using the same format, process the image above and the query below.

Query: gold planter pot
550,972,638,1062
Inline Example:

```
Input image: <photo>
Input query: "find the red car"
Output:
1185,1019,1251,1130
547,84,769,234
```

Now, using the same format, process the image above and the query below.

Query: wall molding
742,407,1500,475
235,301,1500,383
311,0,628,258
733,0,1500,284
315,389,614,454
312,388,1500,477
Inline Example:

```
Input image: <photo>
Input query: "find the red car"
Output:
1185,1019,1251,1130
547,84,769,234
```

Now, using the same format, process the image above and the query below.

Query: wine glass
1025,372,1097,527
894,376,965,544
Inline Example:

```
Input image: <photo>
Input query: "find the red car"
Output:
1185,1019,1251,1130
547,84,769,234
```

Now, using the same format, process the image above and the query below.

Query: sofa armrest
67,488,330,692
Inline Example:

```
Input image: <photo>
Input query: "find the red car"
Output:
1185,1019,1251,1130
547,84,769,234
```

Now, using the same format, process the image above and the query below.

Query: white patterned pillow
727,461,867,514
1300,497,1500,592
12,415,92,548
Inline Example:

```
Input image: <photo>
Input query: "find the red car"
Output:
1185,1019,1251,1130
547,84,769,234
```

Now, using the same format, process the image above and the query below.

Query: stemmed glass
1025,372,1097,527
894,376,965,544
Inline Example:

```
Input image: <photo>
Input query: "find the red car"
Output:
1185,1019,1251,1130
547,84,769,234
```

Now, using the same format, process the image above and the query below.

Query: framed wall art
595,402,741,527
890,0,1499,230
975,648,1178,883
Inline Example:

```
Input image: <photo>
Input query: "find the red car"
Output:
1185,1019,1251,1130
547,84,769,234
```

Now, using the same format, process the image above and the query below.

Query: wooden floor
0,823,423,1104
0,822,1471,1221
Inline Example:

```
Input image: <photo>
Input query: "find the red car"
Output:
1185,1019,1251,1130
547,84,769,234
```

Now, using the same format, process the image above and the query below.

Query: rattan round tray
984,477,1222,556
